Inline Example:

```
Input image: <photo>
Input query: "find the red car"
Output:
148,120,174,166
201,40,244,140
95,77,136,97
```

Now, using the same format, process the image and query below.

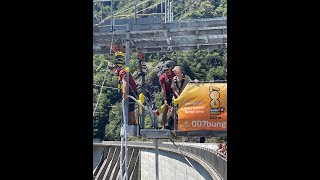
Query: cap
163,63,171,70
165,60,175,68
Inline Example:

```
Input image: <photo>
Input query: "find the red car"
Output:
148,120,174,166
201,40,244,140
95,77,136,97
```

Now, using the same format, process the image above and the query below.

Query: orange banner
176,83,227,131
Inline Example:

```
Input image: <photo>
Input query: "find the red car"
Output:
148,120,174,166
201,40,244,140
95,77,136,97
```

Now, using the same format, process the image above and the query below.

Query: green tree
105,103,122,140
213,0,227,17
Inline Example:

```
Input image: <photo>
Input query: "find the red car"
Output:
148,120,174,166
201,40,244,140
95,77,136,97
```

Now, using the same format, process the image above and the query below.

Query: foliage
93,0,227,141
104,102,122,141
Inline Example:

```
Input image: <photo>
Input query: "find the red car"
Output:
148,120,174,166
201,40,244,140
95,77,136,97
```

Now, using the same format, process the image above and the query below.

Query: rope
94,0,152,26
94,61,109,72
129,1,162,16
113,0,150,17
169,138,196,170
93,84,119,90
109,23,115,54
93,12,117,117
173,0,201,18
93,71,108,117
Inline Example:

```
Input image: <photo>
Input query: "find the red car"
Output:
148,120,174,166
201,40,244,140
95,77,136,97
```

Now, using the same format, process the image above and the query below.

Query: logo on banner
209,86,225,115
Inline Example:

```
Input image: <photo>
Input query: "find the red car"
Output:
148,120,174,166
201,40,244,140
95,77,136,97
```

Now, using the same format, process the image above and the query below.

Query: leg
161,105,168,129
128,100,136,125
167,106,174,129
129,111,136,125
168,95,174,118
167,95,174,129
168,106,174,118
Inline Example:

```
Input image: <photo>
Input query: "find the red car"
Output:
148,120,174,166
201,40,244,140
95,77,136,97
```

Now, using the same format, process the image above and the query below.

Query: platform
140,129,174,139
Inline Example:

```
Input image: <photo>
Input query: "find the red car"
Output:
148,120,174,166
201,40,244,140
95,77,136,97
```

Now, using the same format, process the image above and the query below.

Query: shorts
129,91,137,112
162,93,173,106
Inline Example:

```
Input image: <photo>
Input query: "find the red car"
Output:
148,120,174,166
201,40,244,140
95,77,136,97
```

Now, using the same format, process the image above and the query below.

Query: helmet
115,51,125,67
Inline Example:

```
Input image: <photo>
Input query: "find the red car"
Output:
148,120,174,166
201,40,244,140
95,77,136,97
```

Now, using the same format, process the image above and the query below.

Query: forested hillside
93,0,227,141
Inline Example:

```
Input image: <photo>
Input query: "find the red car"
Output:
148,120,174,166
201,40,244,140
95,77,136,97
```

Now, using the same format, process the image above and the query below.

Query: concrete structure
93,141,227,180
93,17,227,54
93,146,104,171
140,149,214,180
93,146,140,180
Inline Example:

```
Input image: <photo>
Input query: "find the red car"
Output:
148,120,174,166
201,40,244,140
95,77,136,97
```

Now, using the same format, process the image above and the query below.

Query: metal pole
121,98,127,180
155,139,159,180
161,0,163,27
173,100,176,131
171,1,173,21
111,0,113,31
164,0,167,23
125,24,130,180
168,1,171,22
170,0,172,21
120,113,123,180
141,59,146,129
154,114,158,129
134,0,137,24
101,3,103,22
141,95,145,129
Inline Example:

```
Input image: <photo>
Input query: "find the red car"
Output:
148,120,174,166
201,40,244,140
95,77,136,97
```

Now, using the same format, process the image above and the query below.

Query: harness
117,75,121,93
174,74,186,93
117,69,135,94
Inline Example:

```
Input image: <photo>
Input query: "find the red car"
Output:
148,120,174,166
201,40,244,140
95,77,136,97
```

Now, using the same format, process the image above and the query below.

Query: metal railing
94,0,175,26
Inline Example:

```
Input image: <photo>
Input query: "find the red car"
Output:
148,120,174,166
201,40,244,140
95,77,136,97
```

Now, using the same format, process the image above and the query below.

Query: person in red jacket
108,62,138,125
159,62,175,129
